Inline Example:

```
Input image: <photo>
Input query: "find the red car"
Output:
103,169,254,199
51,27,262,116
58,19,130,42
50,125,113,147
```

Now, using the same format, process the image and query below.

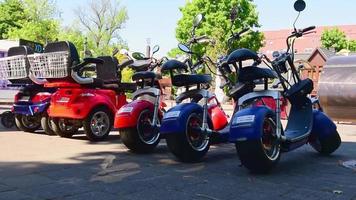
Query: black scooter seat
239,66,277,82
161,60,188,72
132,71,161,82
130,60,151,71
172,74,212,87
285,79,313,100
227,48,259,64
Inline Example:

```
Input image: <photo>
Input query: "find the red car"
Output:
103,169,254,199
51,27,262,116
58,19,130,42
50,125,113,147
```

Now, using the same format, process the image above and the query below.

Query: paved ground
0,123,355,200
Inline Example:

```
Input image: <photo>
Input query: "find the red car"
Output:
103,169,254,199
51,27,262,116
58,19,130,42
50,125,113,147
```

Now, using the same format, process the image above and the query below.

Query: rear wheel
51,118,78,138
1,111,15,128
83,107,113,141
120,109,160,153
41,114,56,136
236,116,280,173
15,114,41,133
166,112,210,162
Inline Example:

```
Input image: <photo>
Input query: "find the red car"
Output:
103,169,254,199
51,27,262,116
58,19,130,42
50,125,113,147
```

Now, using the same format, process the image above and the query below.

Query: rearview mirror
132,52,146,60
193,14,203,28
152,45,160,55
178,43,193,54
230,7,238,22
294,0,306,12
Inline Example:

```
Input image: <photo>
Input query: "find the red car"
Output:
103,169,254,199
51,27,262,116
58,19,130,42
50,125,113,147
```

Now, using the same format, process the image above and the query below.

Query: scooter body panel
115,99,155,129
13,91,52,116
160,103,203,135
229,106,274,142
48,88,121,119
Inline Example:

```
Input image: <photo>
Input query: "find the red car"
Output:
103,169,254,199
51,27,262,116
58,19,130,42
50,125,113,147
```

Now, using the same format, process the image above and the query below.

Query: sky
58,0,356,56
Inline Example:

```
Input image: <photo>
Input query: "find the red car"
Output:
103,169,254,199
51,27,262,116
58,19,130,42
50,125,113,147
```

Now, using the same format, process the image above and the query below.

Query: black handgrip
83,57,104,64
119,59,134,69
72,58,104,71
302,26,316,33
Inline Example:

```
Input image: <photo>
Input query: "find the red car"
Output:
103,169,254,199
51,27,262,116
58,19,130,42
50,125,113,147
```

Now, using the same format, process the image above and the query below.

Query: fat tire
316,131,341,155
235,114,280,174
166,112,210,163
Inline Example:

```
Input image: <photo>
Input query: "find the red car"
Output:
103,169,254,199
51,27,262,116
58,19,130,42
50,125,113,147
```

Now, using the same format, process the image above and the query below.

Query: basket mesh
29,51,69,79
0,55,28,80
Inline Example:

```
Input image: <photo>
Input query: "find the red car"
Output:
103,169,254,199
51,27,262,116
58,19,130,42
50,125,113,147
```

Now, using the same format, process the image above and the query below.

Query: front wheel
236,116,280,173
15,114,41,133
311,131,341,155
83,107,113,141
120,109,161,153
166,112,210,163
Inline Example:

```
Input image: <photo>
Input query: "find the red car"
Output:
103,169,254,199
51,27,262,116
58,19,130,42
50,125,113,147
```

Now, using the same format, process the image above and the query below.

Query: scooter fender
160,103,203,135
115,100,154,129
310,110,337,141
229,106,274,142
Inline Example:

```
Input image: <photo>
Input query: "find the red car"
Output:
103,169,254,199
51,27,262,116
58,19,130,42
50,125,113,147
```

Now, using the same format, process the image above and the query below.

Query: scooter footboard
160,103,203,135
115,100,154,129
229,106,275,142
310,110,337,141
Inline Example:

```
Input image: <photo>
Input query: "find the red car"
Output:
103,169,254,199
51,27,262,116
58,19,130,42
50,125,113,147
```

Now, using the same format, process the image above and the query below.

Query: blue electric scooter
160,11,263,162
230,0,341,173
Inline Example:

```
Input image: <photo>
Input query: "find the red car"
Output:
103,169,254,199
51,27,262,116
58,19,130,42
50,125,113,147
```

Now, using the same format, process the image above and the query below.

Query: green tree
348,40,356,52
76,0,128,56
167,47,184,58
6,0,59,44
321,28,347,52
175,0,263,60
0,0,27,39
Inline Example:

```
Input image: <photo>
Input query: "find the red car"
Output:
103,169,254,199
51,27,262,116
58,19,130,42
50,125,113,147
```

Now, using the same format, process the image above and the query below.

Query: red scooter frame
115,74,166,153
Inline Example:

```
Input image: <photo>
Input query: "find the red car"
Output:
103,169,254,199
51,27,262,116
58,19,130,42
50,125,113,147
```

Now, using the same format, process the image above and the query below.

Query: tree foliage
6,0,59,44
0,0,26,39
175,0,263,60
348,40,356,52
76,0,128,56
321,28,347,52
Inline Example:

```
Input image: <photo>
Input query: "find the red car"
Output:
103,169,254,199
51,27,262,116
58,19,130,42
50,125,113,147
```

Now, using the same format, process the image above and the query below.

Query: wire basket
28,51,69,79
0,55,28,80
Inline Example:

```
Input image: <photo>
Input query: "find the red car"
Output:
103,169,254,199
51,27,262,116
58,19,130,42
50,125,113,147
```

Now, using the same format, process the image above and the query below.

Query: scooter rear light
34,107,39,113
14,93,21,102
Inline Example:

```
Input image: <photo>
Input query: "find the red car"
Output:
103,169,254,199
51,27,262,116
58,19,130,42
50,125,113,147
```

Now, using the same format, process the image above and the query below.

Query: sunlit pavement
0,124,355,200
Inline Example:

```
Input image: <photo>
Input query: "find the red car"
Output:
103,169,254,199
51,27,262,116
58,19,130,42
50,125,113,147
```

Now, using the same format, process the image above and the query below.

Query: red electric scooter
115,45,168,153
30,41,136,141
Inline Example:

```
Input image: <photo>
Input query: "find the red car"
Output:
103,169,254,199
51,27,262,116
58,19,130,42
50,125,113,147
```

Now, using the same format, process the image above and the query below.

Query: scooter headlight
118,107,134,114
163,111,181,119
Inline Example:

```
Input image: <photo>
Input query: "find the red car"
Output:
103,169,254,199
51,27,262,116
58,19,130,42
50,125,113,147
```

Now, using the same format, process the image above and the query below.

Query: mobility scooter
29,41,136,141
0,46,56,134
115,45,168,153
230,0,341,173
